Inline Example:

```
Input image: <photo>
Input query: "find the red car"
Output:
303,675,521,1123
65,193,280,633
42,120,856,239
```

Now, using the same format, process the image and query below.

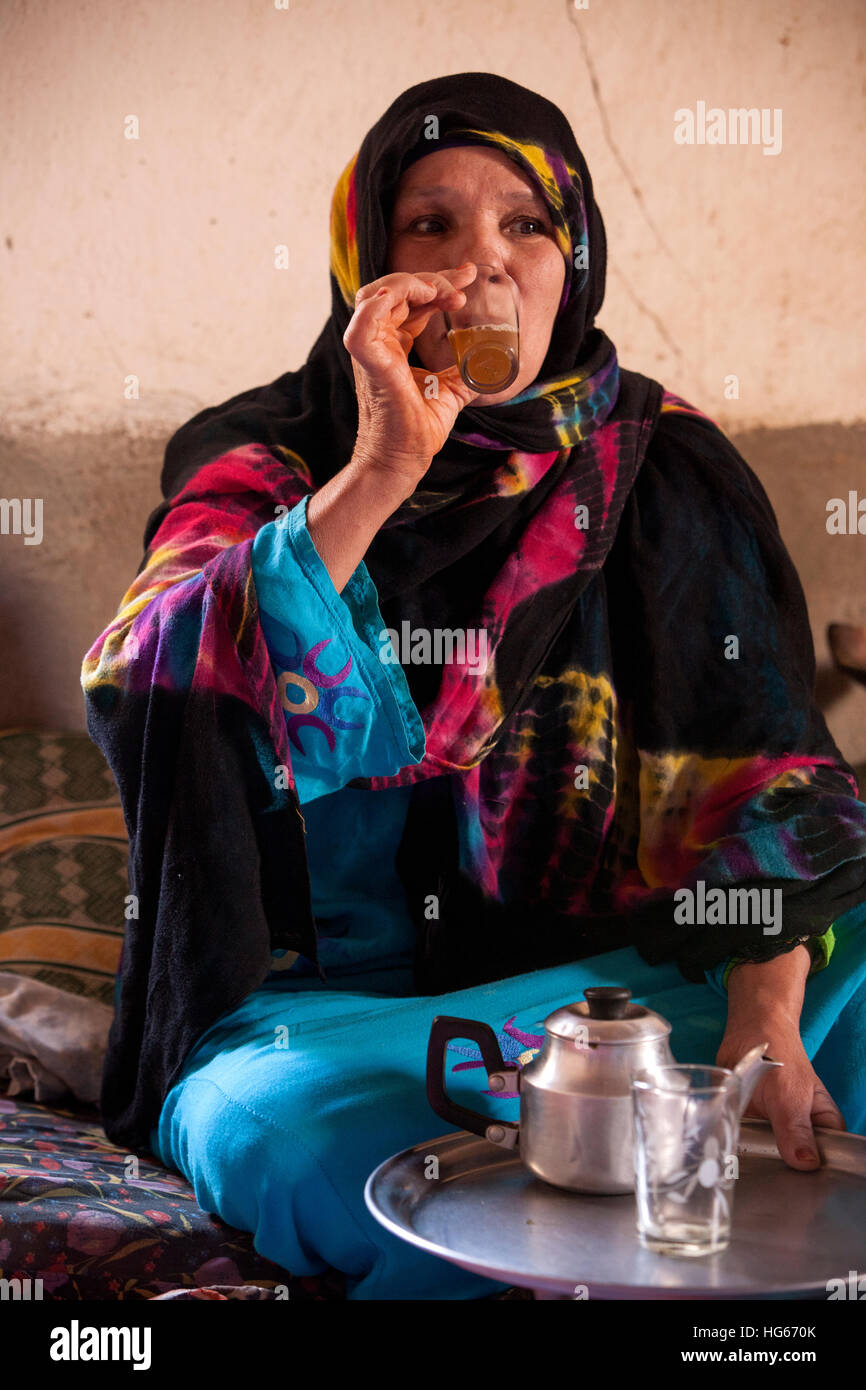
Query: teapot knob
583,986,631,1019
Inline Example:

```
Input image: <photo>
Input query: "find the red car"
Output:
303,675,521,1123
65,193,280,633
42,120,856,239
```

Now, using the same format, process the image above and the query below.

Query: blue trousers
151,906,866,1300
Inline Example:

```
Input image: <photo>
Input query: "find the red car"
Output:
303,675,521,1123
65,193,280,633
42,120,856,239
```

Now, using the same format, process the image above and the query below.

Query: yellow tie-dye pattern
534,669,615,815
550,393,592,448
469,677,507,765
238,565,255,645
482,676,505,730
634,751,819,887
493,454,537,496
330,151,361,307
647,753,737,882
80,539,232,691
540,369,595,394
509,721,537,772
659,396,706,419
271,444,313,483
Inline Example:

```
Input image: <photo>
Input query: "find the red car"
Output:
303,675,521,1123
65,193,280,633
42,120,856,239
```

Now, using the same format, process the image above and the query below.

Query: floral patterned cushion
0,1096,531,1300
0,1095,347,1300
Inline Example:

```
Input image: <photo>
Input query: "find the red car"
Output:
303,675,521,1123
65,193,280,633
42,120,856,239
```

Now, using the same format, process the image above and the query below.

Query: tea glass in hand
632,1065,741,1257
443,264,519,393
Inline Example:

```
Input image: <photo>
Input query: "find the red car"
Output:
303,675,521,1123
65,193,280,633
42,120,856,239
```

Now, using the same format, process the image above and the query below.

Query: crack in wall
569,0,706,304
565,3,692,365
566,3,690,278
609,263,684,363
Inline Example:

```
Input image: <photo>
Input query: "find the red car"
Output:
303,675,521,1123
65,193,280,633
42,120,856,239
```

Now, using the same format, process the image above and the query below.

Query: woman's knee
168,1070,380,1277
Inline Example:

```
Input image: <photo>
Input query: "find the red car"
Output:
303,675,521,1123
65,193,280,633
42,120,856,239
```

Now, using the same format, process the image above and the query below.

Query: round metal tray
364,1120,866,1299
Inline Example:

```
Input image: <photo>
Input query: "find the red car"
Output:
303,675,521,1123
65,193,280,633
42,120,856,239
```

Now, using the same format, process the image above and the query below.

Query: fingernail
795,1147,818,1164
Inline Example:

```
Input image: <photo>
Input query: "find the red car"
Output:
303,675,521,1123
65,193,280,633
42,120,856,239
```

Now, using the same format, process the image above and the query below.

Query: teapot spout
732,1041,784,1118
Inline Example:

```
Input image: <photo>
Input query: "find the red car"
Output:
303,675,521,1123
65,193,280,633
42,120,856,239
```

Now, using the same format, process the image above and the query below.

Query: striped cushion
0,729,127,1006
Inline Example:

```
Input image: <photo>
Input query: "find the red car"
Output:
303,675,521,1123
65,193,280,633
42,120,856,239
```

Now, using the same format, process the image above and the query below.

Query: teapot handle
426,1015,521,1147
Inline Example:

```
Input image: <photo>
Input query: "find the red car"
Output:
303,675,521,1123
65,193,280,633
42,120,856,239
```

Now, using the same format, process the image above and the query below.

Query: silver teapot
426,985,676,1194
426,986,780,1194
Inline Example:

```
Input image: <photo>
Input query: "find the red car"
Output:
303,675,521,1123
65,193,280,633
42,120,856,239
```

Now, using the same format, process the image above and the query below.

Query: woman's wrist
304,452,419,594
725,941,811,1029
352,442,431,498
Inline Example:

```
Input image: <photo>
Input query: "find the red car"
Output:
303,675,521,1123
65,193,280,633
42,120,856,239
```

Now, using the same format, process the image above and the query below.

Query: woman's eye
409,215,547,236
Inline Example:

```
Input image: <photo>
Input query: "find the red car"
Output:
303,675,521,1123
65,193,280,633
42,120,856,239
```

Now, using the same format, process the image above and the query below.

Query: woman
82,72,866,1300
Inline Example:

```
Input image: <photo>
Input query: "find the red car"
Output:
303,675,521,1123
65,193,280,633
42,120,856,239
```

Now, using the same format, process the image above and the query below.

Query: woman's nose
450,239,508,275
459,244,504,263
453,255,510,286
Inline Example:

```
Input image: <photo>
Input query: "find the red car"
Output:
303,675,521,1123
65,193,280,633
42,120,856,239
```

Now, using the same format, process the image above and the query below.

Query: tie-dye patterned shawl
82,73,866,1151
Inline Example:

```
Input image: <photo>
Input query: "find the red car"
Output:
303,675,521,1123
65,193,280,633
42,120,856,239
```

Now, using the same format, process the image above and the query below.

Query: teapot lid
545,987,671,1045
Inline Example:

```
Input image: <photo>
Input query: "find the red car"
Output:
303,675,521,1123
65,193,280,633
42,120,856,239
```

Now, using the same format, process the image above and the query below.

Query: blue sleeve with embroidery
250,493,425,805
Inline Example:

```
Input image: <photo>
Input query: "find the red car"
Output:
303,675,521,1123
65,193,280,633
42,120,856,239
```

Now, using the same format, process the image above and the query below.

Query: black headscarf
151,71,660,718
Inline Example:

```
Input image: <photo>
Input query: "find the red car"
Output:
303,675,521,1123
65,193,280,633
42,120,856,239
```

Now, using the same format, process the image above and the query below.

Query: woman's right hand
343,264,481,492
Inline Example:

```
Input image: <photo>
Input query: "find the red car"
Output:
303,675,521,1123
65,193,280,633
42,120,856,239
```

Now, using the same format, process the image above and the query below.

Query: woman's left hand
715,1019,846,1171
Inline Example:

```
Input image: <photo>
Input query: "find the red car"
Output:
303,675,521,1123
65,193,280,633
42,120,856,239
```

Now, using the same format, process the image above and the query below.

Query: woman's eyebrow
399,185,546,206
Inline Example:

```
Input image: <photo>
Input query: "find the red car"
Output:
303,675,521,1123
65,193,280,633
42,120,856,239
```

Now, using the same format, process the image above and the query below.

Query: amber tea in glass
444,264,519,394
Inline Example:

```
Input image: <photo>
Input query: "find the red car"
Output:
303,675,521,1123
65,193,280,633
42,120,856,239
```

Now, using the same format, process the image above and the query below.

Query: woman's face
386,146,566,404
